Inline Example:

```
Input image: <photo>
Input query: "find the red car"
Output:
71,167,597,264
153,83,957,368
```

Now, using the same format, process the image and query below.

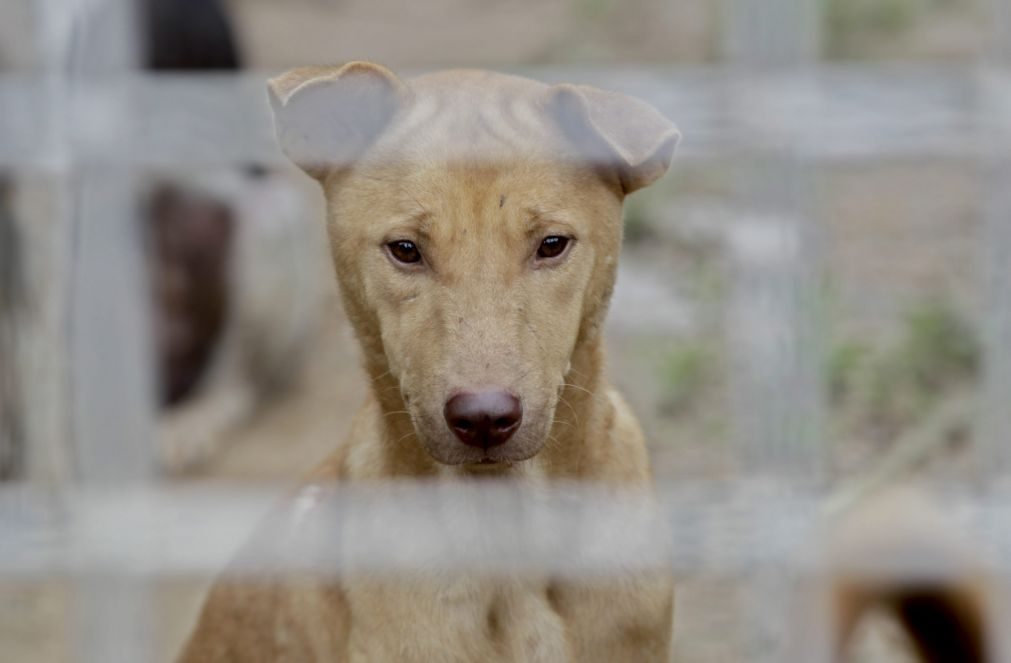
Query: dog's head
268,62,678,467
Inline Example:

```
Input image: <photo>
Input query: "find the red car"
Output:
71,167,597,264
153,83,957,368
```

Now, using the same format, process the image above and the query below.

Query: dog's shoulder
599,386,651,483
178,476,353,661
177,429,358,661
179,577,349,663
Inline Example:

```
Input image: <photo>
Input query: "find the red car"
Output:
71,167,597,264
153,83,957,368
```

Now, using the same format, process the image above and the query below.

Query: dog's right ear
549,84,679,195
267,62,407,179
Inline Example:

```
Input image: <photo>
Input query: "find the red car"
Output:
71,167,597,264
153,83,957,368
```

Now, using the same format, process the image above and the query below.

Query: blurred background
1,0,1009,661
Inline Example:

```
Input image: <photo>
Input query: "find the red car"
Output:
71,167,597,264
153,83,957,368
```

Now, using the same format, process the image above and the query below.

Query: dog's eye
536,236,570,260
387,240,422,264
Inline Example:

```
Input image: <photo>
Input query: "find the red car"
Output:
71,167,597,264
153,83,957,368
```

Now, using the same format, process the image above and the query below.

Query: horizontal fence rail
2,67,1011,169
1,482,1008,579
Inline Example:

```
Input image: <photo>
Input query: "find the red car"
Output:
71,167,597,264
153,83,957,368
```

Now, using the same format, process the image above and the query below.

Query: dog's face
269,63,678,466
329,156,617,466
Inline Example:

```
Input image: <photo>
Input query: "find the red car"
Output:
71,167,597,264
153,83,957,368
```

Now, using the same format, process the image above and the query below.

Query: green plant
861,298,979,429
622,199,655,245
823,0,926,56
575,0,615,20
828,340,872,403
658,343,716,415
895,298,979,390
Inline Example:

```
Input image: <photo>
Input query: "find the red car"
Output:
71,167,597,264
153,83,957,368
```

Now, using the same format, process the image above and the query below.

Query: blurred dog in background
142,0,326,472
826,490,988,663
0,0,326,480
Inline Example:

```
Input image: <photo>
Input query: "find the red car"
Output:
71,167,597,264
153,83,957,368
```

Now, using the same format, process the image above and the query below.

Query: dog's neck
363,335,608,480
539,335,610,479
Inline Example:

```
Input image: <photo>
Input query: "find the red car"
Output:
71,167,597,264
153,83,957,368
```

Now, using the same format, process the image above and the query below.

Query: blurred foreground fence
3,480,1011,579
2,0,1011,662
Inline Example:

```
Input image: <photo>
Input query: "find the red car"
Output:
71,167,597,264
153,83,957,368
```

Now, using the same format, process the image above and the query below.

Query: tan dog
826,490,989,662
180,61,679,662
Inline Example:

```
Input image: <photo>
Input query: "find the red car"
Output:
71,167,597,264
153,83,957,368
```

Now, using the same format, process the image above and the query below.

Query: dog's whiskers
375,383,405,396
567,364,587,377
393,429,417,445
370,370,393,384
561,382,594,397
557,395,581,424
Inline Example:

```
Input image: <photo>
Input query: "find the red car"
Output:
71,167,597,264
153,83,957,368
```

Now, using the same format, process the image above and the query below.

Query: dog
147,169,327,471
139,0,328,471
179,61,680,662
826,490,988,663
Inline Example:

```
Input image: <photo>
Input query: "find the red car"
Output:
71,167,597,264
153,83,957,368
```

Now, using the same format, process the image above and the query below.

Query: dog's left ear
267,62,407,179
550,84,680,194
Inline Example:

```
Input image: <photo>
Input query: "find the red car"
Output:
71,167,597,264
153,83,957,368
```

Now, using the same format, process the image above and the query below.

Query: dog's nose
443,391,522,449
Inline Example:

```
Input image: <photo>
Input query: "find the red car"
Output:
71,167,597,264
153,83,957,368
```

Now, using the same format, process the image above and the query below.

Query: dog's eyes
387,240,422,264
536,236,570,260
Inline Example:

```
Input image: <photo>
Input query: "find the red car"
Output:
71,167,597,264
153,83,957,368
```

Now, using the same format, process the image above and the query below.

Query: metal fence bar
65,0,156,494
0,67,1000,169
2,482,1002,578
57,1,158,662
723,0,821,67
6,0,75,485
992,0,1011,64
981,140,1011,480
723,2,826,480
978,482,1011,663
981,5,1011,661
981,0,1011,484
724,2,827,661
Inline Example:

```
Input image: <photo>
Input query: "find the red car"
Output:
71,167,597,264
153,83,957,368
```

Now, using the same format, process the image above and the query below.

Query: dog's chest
338,573,670,663
343,575,569,662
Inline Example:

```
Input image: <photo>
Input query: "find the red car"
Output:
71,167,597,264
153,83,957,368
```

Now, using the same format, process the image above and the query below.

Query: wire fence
1,0,1011,662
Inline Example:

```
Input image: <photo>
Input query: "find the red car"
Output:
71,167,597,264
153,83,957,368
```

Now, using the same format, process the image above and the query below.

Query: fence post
723,1,826,661
980,0,1011,485
980,131,1011,482
60,0,158,661
980,3,1011,660
723,0,826,482
723,0,821,67
17,0,77,485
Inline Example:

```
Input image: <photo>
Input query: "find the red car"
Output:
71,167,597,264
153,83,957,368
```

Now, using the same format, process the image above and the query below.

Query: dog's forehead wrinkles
377,73,561,165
